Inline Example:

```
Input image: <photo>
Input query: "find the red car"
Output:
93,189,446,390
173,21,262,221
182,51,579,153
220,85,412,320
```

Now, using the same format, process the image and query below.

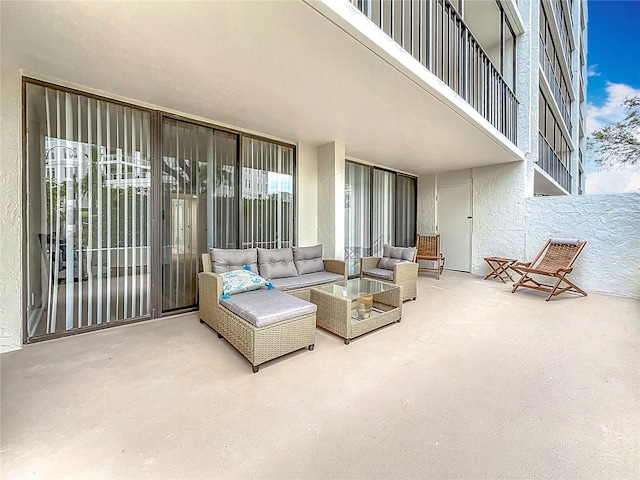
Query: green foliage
588,96,640,168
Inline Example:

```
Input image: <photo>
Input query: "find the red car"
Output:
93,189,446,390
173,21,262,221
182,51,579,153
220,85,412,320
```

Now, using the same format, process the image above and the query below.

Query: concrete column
296,142,318,247
515,0,539,198
316,142,345,260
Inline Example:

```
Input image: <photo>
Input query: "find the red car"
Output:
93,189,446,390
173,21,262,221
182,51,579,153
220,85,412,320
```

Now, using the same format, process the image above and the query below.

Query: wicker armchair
416,234,445,279
359,246,419,301
511,238,587,301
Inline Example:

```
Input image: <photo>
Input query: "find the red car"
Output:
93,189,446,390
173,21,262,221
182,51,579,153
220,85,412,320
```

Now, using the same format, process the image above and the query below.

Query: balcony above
2,0,523,175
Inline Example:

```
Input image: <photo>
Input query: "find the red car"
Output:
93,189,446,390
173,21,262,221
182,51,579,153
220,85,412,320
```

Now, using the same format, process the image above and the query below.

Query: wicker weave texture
310,281,401,343
198,270,315,369
512,239,587,301
359,257,418,301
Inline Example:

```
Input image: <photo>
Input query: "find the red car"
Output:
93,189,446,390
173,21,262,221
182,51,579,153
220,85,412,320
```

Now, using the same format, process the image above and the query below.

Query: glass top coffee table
309,278,402,344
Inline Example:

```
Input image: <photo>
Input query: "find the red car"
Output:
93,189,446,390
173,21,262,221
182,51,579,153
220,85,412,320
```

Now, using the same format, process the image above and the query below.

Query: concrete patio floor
1,271,638,479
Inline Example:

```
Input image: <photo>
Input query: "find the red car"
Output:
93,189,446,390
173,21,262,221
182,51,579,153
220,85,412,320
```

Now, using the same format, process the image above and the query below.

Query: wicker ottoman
199,272,316,373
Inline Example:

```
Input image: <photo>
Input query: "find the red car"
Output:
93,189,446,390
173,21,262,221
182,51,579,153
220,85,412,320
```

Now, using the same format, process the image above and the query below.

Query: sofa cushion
220,270,268,296
269,271,345,291
362,268,394,281
220,289,316,327
258,248,298,279
292,244,324,275
210,248,258,274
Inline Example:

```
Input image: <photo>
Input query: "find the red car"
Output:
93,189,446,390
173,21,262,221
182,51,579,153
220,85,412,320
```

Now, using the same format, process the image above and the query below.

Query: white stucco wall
316,142,345,260
296,142,318,247
417,173,436,233
525,193,640,298
472,162,527,274
1,53,23,352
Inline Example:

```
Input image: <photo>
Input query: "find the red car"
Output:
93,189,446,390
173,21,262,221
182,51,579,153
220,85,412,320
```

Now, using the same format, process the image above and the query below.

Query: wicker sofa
360,246,419,301
198,246,347,372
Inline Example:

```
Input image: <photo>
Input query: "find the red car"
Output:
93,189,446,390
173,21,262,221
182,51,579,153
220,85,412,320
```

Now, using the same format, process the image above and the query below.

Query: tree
588,96,640,168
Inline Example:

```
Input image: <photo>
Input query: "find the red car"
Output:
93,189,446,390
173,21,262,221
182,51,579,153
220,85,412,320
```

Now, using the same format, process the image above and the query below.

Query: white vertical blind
25,84,152,339
241,137,294,249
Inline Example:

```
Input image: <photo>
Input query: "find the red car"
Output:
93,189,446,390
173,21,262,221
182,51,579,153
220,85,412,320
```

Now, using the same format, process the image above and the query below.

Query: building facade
0,0,588,351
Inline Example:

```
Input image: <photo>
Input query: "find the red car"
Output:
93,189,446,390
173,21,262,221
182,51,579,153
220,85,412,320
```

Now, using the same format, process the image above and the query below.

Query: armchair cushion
220,270,268,296
258,248,299,279
378,245,417,270
383,245,417,261
210,248,258,274
292,244,324,275
362,268,394,281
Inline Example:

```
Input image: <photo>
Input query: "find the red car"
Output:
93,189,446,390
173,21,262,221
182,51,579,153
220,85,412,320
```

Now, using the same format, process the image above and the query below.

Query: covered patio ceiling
2,0,523,175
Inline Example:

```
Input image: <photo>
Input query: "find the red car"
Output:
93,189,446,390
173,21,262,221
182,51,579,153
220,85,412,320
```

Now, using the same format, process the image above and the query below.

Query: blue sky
584,0,640,193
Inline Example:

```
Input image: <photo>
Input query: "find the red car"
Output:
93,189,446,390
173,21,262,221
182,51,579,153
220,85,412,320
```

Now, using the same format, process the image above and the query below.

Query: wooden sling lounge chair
511,238,587,301
415,234,445,279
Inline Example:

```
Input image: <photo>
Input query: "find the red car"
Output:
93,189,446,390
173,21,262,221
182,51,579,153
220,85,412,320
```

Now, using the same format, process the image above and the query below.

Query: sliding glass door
395,174,417,247
25,83,152,339
345,163,372,276
242,137,295,249
25,80,297,342
161,118,239,311
344,162,417,276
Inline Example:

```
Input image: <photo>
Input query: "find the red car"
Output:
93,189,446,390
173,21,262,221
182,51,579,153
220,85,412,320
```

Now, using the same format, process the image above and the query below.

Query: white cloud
586,82,640,135
587,65,601,77
585,165,640,194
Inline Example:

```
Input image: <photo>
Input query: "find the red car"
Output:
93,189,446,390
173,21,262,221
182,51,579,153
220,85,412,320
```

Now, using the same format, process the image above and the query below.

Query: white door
437,184,472,272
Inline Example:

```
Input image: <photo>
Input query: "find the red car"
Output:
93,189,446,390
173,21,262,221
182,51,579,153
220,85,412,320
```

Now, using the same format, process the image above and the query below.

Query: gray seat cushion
220,289,316,328
293,244,324,275
258,248,299,279
210,248,258,274
362,268,394,281
269,271,344,291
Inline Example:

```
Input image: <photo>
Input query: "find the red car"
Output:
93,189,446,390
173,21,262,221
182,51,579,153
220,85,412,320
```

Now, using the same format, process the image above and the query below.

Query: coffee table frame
310,279,402,344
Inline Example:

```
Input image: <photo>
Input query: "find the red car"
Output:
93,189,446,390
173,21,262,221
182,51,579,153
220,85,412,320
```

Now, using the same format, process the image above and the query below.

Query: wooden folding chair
511,238,587,301
415,234,445,280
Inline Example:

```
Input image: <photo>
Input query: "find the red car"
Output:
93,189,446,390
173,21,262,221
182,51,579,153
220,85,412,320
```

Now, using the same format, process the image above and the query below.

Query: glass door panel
161,118,239,311
25,83,152,339
372,169,396,257
344,162,372,276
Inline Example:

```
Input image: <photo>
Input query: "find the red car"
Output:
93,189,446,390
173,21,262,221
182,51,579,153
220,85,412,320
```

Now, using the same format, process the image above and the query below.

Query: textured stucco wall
316,142,345,260
1,53,23,352
525,193,640,298
472,162,528,274
296,142,318,247
417,174,436,233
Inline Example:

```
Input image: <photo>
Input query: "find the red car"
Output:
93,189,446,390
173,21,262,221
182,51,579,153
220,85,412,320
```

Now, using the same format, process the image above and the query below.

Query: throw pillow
220,270,268,295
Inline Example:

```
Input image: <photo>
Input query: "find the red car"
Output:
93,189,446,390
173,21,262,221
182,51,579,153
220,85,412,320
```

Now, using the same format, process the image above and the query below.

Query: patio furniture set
199,243,422,372
199,237,587,372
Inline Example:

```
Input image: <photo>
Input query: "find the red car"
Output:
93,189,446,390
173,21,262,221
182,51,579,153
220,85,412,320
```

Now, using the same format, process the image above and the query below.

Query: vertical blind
344,162,372,276
26,83,152,338
242,137,294,249
344,162,417,275
372,169,396,258
161,119,240,312
24,82,296,341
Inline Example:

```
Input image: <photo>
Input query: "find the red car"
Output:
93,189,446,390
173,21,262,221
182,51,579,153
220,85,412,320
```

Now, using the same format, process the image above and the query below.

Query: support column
316,142,345,260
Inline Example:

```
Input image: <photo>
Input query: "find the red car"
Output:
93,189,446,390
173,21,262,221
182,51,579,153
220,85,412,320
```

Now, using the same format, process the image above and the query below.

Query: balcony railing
538,133,571,192
350,0,518,144
539,34,572,132
550,0,574,76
